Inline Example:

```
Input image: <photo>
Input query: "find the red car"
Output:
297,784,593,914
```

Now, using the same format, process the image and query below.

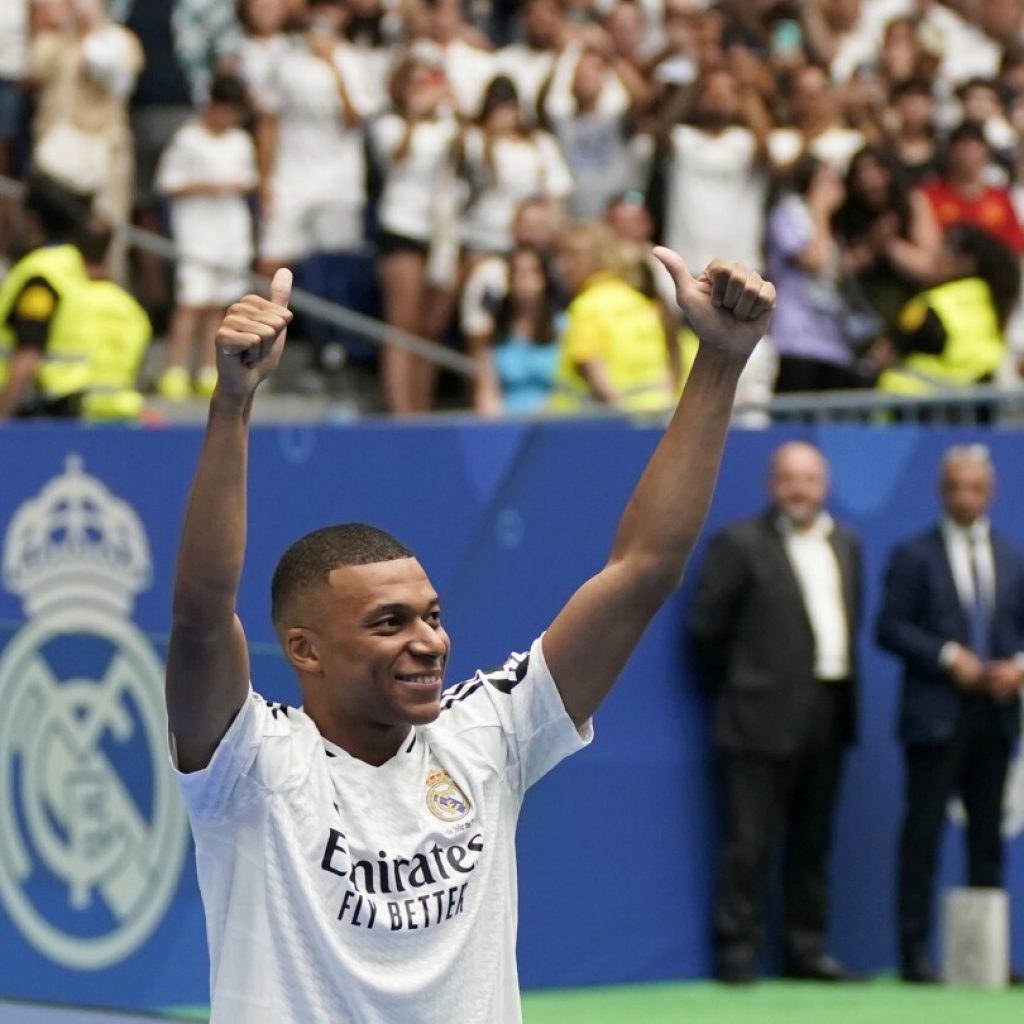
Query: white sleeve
536,131,573,200
435,636,593,800
541,46,579,120
80,25,138,99
371,113,406,165
153,130,194,194
171,687,315,825
333,46,374,118
459,259,507,337
237,131,259,188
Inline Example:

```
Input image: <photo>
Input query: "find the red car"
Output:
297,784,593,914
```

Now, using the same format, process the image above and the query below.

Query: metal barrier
734,384,1024,426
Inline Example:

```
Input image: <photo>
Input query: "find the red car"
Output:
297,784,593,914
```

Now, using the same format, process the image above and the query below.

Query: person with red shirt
921,121,1024,253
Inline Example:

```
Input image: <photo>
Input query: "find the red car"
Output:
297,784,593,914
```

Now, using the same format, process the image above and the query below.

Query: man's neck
315,712,411,767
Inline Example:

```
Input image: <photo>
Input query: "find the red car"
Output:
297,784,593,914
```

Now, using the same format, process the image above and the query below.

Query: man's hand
984,659,1024,702
214,269,293,397
949,645,986,689
653,249,775,359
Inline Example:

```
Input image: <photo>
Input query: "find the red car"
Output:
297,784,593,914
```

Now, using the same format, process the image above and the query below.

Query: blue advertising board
0,420,1021,1013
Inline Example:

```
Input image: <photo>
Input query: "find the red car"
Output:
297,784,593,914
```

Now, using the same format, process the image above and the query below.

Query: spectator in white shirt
256,0,375,275
495,0,567,121
460,74,573,257
661,65,771,276
769,63,866,174
155,73,257,400
372,52,462,414
233,0,295,118
408,0,496,119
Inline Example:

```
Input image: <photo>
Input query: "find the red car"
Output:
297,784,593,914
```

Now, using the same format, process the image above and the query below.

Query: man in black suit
689,441,861,984
877,445,1024,984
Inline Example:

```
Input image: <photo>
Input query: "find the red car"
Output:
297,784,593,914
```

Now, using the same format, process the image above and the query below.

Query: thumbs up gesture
653,249,775,360
214,268,294,396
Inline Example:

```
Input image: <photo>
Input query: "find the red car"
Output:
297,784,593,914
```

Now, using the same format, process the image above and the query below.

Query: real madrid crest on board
0,456,188,970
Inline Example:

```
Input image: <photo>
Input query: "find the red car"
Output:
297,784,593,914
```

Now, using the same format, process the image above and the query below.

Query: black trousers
898,697,1012,956
715,684,849,969
774,356,867,394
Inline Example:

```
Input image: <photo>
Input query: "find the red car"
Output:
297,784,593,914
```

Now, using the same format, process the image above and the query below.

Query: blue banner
0,420,1021,1012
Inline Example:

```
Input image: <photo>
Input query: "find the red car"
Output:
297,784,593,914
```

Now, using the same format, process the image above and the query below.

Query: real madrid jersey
172,636,591,1024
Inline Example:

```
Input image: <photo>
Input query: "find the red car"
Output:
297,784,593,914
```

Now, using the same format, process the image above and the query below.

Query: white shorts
259,187,363,262
176,258,251,308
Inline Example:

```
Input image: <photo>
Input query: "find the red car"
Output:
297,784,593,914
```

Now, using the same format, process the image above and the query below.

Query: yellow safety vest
0,245,150,420
46,280,152,421
0,243,88,391
878,277,1005,395
551,274,673,414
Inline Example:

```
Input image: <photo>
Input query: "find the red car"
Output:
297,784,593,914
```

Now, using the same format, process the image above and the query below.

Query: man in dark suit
690,440,861,984
877,444,1024,984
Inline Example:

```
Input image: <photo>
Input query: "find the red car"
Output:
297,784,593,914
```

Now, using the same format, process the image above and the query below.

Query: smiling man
166,251,775,1023
689,441,862,984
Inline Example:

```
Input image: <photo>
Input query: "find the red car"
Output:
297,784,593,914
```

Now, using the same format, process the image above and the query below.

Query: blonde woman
552,221,675,414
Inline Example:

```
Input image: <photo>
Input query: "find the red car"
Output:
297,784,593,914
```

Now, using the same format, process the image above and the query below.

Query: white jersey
174,637,591,1024
155,120,257,266
665,125,768,274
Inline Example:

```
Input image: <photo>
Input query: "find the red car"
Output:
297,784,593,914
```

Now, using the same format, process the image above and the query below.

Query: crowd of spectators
4,0,1024,417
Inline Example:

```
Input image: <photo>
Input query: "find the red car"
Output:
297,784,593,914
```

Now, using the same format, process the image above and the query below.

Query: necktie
967,534,991,661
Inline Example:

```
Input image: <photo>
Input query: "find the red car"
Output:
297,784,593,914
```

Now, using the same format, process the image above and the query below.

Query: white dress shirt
779,513,851,682
942,516,995,613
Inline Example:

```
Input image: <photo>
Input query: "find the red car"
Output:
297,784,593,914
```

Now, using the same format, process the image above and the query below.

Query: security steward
0,175,150,420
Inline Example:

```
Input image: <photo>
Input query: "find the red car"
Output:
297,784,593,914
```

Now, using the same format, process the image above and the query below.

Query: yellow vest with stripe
0,245,150,419
0,243,88,391
51,280,152,421
878,277,1005,396
551,274,673,414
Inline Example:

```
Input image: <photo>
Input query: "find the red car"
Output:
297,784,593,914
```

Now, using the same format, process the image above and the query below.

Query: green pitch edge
163,979,1023,1024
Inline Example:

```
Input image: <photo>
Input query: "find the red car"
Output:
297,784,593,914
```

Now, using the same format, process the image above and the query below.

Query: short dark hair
209,72,250,109
23,173,92,242
271,524,415,626
948,120,989,148
75,216,113,265
892,76,934,100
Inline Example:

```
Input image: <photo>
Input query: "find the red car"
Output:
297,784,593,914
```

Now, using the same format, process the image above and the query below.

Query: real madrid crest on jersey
0,456,188,970
426,770,472,823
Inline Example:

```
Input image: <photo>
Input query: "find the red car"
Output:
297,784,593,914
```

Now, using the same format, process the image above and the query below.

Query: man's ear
284,628,321,674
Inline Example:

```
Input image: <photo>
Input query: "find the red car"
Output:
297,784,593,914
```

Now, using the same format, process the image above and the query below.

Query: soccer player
167,251,775,1022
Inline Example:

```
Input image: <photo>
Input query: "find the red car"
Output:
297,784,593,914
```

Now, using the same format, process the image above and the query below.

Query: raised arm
542,251,774,726
166,270,293,773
